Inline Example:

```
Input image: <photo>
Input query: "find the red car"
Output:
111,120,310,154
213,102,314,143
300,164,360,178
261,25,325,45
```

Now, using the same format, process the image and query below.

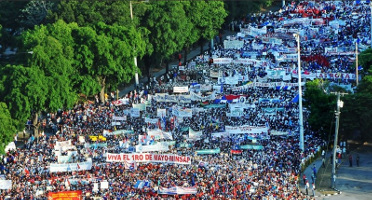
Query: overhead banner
133,103,146,111
49,159,92,172
136,143,169,152
157,109,167,118
145,118,159,124
225,125,268,134
217,76,239,85
55,140,75,151
224,40,244,49
190,91,215,101
195,148,220,155
148,129,173,140
188,129,202,141
173,86,189,93
270,130,289,136
47,191,82,200
158,186,197,195
213,58,233,64
173,107,193,118
106,153,191,165
130,108,140,118
0,180,11,189
112,116,127,121
103,129,134,136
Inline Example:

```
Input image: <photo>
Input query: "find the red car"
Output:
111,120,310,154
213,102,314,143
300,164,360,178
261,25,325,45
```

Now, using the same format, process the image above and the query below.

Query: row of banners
106,153,191,165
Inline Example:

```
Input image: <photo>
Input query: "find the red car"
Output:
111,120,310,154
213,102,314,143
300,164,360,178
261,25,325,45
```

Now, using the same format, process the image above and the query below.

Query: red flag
77,163,80,169
233,186,237,197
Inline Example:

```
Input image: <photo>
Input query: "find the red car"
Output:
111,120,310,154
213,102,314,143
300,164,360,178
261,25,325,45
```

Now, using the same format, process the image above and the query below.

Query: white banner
224,40,244,49
188,129,202,141
225,125,268,134
112,116,127,121
55,140,75,151
173,86,189,93
211,132,229,138
49,158,92,172
213,58,233,64
190,91,215,101
157,109,167,118
133,103,146,111
106,153,191,165
218,76,239,85
130,108,140,118
0,180,11,190
136,143,169,152
148,129,173,140
270,130,288,136
145,118,159,124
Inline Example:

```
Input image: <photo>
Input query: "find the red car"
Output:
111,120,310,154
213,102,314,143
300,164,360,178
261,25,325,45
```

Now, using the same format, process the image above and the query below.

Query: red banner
48,191,82,200
231,150,243,154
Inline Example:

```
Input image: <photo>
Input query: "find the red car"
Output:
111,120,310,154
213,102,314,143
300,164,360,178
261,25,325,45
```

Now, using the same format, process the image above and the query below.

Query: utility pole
356,41,359,86
330,92,347,188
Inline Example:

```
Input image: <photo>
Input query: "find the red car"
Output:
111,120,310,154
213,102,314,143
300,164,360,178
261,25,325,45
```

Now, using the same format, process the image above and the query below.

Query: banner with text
106,153,191,165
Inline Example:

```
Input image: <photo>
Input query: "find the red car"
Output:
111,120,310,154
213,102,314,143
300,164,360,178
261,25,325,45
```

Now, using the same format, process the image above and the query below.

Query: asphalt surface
320,151,372,200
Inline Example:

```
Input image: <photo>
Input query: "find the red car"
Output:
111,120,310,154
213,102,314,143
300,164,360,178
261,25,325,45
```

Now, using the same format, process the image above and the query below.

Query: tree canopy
0,102,17,154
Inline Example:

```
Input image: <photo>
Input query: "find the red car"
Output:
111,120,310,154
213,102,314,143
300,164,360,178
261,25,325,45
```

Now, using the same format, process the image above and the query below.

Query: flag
77,163,80,170
24,167,30,175
292,94,299,103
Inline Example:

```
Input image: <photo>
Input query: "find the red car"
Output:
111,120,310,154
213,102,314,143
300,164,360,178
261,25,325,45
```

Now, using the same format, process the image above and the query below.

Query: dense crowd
0,1,365,199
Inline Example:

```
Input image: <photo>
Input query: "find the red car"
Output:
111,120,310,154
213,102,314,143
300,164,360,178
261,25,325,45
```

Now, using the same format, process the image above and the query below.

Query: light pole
370,3,372,48
293,33,304,151
130,1,148,89
330,92,347,188
356,41,359,86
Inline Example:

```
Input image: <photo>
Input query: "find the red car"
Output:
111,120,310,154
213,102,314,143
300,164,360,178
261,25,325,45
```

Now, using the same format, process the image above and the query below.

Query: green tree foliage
190,1,228,41
145,1,192,61
19,0,56,28
22,20,77,111
0,102,17,154
225,0,272,22
303,80,336,139
358,48,372,75
0,65,47,129
72,22,147,101
340,93,372,142
49,0,132,26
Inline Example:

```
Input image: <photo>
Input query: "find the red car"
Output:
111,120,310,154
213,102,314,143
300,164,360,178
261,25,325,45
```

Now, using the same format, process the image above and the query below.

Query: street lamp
293,33,304,151
370,3,372,48
130,0,148,89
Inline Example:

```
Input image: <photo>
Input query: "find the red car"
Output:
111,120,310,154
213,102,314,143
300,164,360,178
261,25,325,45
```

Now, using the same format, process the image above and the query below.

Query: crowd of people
0,1,365,199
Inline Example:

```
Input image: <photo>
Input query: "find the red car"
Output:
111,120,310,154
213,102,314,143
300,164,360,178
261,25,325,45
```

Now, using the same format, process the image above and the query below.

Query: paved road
320,151,372,200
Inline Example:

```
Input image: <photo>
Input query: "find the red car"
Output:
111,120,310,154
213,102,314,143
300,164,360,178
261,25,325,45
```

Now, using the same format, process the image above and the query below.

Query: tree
358,48,372,75
303,80,336,139
72,22,147,102
0,102,17,154
22,20,78,110
142,1,193,78
0,65,48,130
340,93,372,142
19,0,56,28
184,1,227,60
49,0,133,27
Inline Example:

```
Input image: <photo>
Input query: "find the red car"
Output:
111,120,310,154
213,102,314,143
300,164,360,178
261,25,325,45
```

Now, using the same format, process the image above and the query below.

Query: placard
106,153,191,165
